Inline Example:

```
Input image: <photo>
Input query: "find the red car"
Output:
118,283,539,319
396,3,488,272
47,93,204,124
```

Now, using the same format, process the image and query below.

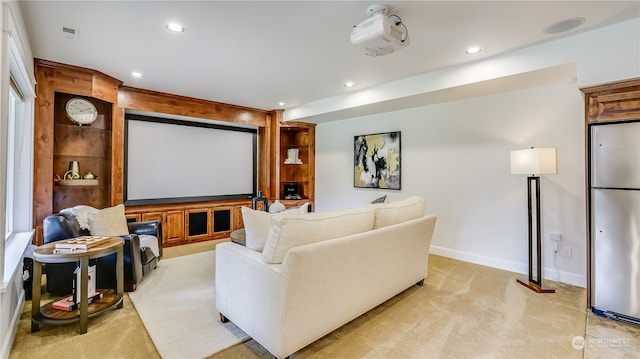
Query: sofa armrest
94,233,143,292
121,234,143,290
215,243,287,350
128,220,163,259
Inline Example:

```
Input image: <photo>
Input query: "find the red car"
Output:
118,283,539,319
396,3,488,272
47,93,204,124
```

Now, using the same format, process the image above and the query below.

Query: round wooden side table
31,237,124,334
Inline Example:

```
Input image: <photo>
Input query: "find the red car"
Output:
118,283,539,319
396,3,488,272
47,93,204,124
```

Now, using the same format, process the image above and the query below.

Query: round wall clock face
65,97,98,125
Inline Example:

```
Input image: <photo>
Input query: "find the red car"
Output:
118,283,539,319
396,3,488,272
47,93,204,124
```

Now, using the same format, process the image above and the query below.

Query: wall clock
65,97,98,126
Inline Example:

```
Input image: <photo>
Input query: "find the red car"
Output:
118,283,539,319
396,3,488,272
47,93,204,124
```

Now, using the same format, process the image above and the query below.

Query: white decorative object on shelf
284,148,302,164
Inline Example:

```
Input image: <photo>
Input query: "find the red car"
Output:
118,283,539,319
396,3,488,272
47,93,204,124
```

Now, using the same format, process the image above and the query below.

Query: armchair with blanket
43,204,162,294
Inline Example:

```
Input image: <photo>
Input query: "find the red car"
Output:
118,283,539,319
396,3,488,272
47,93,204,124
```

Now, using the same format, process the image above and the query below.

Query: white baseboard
429,245,586,288
1,289,25,359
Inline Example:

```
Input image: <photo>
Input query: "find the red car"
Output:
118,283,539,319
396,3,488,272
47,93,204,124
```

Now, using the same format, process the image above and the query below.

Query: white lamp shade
510,147,557,175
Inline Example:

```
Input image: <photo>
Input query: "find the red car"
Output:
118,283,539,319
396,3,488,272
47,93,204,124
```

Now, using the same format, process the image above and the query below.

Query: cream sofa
215,196,437,359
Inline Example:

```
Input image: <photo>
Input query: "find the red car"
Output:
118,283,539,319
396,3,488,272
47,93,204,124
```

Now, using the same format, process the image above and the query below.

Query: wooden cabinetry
33,60,122,244
271,110,316,208
581,77,640,309
125,200,248,247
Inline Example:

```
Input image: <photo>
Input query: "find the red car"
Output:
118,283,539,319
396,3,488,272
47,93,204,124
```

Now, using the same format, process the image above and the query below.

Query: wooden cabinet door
141,211,163,222
185,208,211,241
125,213,141,223
212,206,232,234
165,210,184,245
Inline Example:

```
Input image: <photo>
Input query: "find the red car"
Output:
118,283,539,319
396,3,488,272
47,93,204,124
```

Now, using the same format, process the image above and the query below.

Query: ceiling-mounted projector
350,6,409,57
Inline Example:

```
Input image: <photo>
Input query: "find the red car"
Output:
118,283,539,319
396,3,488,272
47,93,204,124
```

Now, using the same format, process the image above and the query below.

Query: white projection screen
124,114,257,205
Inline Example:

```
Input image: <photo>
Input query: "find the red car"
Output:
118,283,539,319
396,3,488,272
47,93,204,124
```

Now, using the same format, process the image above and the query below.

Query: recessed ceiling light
278,102,286,107
166,23,185,32
131,72,143,78
465,46,482,55
344,81,355,87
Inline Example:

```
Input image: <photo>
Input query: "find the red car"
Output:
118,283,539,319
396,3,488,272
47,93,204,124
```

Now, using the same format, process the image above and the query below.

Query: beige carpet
128,250,249,359
210,255,588,358
10,293,159,359
9,241,640,358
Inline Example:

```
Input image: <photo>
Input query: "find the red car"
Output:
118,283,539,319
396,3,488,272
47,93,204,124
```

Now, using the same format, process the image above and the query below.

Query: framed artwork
354,131,401,189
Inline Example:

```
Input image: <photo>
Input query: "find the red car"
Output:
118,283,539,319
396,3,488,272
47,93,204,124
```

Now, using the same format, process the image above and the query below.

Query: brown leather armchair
43,211,162,294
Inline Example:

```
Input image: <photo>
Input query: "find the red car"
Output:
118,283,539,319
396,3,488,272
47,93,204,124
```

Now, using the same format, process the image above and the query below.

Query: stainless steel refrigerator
590,121,640,325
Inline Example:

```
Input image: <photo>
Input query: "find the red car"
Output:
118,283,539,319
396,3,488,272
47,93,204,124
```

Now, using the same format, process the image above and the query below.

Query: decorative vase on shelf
284,148,303,164
65,161,80,180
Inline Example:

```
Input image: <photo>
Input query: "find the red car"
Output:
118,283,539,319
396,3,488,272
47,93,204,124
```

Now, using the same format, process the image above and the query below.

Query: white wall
314,19,640,287
0,2,35,358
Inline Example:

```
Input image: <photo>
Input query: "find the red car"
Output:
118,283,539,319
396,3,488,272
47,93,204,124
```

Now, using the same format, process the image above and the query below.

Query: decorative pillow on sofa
261,206,375,264
61,205,99,230
370,196,425,229
87,204,130,237
295,202,311,213
241,207,274,252
370,195,389,204
241,205,311,252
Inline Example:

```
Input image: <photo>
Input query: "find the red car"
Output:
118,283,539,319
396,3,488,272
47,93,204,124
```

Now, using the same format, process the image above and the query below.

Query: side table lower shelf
33,289,123,325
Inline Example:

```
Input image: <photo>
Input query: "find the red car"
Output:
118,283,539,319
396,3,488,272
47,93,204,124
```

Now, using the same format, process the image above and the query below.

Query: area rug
128,250,249,359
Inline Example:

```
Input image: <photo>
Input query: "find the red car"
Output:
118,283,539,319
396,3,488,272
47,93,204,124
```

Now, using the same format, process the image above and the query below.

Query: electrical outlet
562,246,572,258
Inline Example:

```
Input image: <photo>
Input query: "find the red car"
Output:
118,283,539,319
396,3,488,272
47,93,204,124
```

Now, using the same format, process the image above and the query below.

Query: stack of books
51,292,103,311
51,264,102,311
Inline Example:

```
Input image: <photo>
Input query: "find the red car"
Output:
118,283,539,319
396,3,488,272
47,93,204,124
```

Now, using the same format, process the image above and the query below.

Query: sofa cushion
370,196,425,229
241,205,310,252
88,204,130,237
261,206,375,264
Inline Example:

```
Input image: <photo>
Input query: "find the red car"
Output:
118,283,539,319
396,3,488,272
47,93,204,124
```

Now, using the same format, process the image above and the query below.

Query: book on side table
52,264,101,311
52,292,103,311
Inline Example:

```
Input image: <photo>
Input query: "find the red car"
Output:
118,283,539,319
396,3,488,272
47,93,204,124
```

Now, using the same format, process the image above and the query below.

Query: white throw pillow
296,202,310,213
241,205,308,252
370,196,425,229
87,204,130,237
261,206,375,264
61,205,99,230
241,207,274,251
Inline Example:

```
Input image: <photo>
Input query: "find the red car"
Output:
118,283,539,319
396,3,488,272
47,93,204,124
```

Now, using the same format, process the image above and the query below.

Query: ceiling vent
350,4,409,56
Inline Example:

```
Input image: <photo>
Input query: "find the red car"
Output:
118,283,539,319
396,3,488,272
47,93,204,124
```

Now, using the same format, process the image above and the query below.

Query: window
4,81,21,240
1,0,36,293
4,76,31,242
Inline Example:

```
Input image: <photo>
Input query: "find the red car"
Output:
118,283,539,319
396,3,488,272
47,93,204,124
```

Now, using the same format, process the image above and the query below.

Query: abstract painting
354,131,401,189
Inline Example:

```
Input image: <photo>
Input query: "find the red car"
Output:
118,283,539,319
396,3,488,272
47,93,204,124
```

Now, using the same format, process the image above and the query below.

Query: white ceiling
18,1,640,122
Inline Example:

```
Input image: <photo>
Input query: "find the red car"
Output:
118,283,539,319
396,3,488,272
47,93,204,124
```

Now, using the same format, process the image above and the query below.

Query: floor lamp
510,147,557,293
